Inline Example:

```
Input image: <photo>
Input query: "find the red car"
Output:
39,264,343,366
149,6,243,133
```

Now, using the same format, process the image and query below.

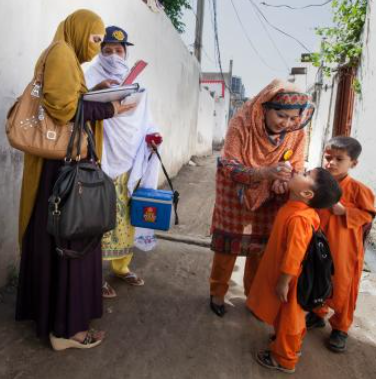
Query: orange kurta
247,200,320,369
316,175,375,332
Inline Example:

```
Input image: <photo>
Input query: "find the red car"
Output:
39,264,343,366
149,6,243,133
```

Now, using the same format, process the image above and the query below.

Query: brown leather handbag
5,42,88,160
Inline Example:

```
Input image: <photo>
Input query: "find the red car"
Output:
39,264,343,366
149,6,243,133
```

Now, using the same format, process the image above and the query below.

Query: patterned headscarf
222,79,315,211
263,91,314,130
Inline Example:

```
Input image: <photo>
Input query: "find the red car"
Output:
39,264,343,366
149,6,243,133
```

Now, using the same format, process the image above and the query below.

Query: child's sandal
255,350,295,374
328,329,348,353
268,335,302,357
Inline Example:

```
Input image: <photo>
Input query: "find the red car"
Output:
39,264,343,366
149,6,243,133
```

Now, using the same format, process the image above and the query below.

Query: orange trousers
209,252,262,298
314,271,361,333
270,304,306,370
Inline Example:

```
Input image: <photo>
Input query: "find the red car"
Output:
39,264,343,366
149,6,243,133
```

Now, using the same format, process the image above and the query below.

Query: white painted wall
305,1,376,241
213,89,231,145
307,76,338,169
0,0,212,286
306,1,376,189
352,0,376,195
195,88,214,156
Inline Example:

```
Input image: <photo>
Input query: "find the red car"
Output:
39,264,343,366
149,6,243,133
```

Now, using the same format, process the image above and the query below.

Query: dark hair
325,136,362,160
309,168,342,209
101,42,126,51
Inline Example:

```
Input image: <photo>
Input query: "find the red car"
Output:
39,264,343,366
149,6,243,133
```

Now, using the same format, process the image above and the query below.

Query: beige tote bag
5,43,88,160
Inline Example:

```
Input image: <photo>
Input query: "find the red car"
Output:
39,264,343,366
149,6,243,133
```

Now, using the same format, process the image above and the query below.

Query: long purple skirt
16,160,103,339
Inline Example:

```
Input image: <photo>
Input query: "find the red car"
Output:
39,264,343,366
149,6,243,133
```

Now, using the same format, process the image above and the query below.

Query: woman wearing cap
16,10,135,350
85,26,162,298
209,79,314,317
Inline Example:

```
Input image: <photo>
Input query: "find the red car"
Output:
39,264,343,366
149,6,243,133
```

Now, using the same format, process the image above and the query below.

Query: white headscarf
85,52,160,251
97,53,130,84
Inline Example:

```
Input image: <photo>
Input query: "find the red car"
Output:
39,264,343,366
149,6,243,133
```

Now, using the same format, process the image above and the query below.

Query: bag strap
84,121,100,162
65,100,83,161
136,148,180,225
64,98,99,162
34,41,61,85
154,149,175,193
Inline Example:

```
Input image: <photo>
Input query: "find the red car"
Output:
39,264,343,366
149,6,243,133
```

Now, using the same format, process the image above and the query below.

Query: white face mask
98,53,130,83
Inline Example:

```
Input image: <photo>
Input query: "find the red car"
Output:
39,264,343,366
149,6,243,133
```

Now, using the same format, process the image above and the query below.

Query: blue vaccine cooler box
130,188,175,231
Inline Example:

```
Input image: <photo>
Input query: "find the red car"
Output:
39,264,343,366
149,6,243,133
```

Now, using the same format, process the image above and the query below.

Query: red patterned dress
211,158,287,256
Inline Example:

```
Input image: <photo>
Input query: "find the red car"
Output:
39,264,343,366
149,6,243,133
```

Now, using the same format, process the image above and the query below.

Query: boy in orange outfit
306,137,375,352
247,168,342,374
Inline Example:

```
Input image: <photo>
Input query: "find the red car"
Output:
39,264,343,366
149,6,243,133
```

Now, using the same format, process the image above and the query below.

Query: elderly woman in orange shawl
16,10,134,351
209,79,314,317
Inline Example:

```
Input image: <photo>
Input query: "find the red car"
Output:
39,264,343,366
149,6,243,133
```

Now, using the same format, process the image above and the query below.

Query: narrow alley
1,154,375,379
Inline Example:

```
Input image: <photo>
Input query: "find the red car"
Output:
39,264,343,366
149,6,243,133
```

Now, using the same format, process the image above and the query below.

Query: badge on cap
112,30,125,41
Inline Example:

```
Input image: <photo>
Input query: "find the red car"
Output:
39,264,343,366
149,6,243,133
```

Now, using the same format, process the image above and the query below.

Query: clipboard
83,83,140,103
121,88,146,106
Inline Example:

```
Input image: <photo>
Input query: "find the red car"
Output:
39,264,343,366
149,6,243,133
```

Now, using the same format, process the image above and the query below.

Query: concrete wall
201,73,231,146
0,0,208,286
304,0,376,241
287,62,339,169
351,0,376,195
212,90,231,146
195,88,214,156
306,1,376,189
306,76,338,169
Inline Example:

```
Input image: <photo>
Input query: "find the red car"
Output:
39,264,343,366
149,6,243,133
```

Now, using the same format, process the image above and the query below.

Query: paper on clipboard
83,84,140,102
121,88,146,106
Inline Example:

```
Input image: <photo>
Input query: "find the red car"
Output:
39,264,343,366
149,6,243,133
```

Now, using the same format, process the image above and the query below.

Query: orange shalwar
315,176,375,333
247,201,320,370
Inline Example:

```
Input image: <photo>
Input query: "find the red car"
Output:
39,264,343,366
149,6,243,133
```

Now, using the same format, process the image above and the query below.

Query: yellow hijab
19,10,105,244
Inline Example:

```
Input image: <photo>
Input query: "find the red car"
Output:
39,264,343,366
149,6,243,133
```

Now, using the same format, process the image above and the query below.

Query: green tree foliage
312,0,368,89
162,0,191,33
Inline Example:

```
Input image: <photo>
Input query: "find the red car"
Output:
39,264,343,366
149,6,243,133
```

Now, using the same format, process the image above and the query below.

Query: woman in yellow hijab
16,9,133,351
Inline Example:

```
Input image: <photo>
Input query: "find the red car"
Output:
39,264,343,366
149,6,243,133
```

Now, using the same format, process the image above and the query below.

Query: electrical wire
248,0,312,52
210,0,234,94
244,0,290,71
260,1,332,10
230,0,285,72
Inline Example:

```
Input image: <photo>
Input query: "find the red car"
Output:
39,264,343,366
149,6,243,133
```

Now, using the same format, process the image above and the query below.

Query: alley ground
0,153,376,379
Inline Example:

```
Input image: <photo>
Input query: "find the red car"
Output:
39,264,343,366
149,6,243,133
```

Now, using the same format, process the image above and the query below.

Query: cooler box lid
132,188,173,203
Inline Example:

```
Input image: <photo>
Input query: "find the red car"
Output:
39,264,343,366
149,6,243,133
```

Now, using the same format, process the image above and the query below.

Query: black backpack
297,228,334,311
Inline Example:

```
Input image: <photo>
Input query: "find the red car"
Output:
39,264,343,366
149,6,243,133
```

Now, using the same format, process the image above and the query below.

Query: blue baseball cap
102,26,134,46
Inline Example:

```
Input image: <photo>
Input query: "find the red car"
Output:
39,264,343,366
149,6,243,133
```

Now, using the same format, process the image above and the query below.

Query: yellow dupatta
19,9,105,244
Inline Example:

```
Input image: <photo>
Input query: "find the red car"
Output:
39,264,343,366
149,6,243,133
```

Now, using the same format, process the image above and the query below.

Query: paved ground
1,153,376,379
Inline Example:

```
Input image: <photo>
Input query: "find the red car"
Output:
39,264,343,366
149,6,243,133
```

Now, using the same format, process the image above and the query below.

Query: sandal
306,312,326,330
255,350,295,374
268,335,302,357
116,272,145,286
102,281,117,299
328,329,348,353
50,330,104,351
210,296,226,317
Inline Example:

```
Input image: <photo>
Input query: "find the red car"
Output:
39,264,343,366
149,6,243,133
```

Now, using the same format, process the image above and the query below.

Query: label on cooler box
143,206,157,223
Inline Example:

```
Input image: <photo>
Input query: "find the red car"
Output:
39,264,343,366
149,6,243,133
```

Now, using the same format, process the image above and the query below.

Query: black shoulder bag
47,100,116,258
